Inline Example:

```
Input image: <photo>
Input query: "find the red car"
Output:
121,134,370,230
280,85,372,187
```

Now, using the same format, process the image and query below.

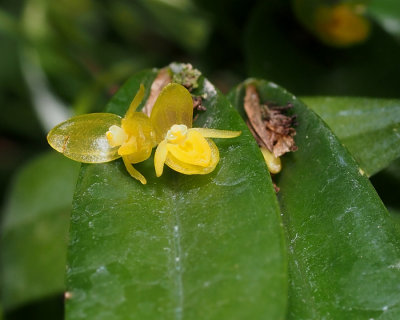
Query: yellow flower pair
47,83,241,184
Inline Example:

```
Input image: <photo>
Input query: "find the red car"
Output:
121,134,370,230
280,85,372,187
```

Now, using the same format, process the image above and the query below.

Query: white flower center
106,125,128,147
166,124,188,144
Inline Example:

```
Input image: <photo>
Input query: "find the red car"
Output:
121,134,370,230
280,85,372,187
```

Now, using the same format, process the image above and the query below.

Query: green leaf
0,152,80,311
137,0,211,52
369,0,400,37
228,79,400,319
65,67,287,319
301,96,400,176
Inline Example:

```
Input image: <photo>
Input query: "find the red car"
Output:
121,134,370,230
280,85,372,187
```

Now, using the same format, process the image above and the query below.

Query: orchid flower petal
150,83,193,143
190,128,241,139
125,84,145,119
47,113,122,163
260,147,281,174
165,139,219,175
154,139,168,177
122,156,147,184
166,130,211,167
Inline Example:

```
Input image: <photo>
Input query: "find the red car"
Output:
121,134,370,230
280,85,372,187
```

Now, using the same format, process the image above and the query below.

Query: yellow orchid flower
150,83,241,177
260,147,281,174
315,3,370,47
47,84,155,184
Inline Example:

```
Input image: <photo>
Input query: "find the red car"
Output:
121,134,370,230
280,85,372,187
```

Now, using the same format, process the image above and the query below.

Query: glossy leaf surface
65,68,287,319
47,113,122,163
0,152,80,310
302,96,400,176
229,79,400,319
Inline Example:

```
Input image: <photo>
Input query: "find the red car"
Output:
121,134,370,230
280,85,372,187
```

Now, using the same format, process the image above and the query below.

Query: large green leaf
65,67,287,319
229,79,400,319
302,96,400,176
0,152,80,311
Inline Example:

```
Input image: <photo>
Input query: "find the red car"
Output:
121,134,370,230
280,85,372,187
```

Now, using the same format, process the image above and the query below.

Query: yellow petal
154,139,168,177
190,128,241,139
150,83,193,143
122,156,147,184
122,112,154,143
120,112,155,163
47,113,122,163
260,147,281,174
118,136,137,156
165,139,219,175
315,4,370,46
166,130,211,167
106,125,127,147
125,84,145,119
124,140,153,164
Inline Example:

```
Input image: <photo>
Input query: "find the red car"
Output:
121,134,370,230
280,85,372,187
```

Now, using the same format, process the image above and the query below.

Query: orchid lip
166,124,188,144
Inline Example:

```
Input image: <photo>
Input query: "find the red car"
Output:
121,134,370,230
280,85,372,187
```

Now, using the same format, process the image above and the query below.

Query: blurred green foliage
1,0,400,318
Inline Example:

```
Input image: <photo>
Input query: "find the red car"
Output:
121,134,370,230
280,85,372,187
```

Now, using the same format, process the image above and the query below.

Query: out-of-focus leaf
73,61,142,115
4,295,63,320
0,152,80,311
137,0,211,52
371,158,400,218
389,209,400,225
245,0,400,97
0,8,21,38
229,79,400,319
65,66,287,319
0,33,43,141
369,0,400,37
302,96,400,176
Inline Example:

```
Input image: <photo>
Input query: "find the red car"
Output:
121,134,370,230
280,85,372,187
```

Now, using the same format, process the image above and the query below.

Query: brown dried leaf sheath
143,68,171,117
143,67,205,119
244,84,297,157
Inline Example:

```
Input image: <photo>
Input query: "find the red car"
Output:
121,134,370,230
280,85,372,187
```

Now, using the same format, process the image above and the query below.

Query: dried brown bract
143,68,171,117
193,95,206,112
244,84,297,158
144,64,205,119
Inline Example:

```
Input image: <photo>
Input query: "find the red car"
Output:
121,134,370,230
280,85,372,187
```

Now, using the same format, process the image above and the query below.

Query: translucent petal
122,156,147,184
124,139,153,164
124,84,145,119
106,125,127,147
166,130,211,167
165,139,219,175
150,83,193,143
47,113,122,163
154,140,168,177
120,112,155,163
190,128,241,139
260,147,281,174
118,136,137,156
121,112,153,138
